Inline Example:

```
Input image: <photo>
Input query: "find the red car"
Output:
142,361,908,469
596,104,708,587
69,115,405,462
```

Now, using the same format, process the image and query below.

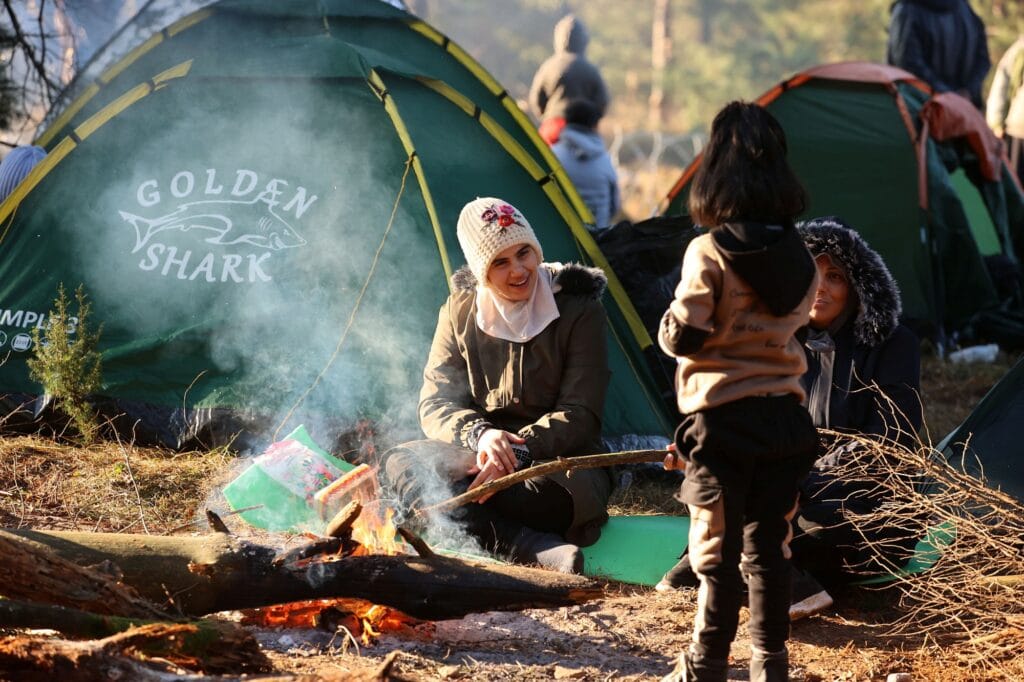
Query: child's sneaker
788,567,833,621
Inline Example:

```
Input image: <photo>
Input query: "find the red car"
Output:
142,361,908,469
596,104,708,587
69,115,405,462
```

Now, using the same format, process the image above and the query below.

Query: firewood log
2,529,602,620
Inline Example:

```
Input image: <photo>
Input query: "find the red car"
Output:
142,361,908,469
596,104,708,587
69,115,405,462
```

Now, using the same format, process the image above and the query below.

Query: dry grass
917,351,1018,443
0,434,233,533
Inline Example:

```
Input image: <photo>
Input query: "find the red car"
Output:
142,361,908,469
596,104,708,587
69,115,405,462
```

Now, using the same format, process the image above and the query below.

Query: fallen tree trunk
0,631,402,682
0,530,171,619
3,529,601,620
0,599,270,674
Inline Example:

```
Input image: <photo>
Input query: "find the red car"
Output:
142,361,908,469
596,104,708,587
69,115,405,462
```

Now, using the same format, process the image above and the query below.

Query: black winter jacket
886,0,990,107
798,218,923,451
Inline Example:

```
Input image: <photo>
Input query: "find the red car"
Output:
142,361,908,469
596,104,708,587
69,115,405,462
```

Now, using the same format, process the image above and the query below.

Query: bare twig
205,509,230,534
166,505,263,534
418,449,665,516
808,384,1024,679
396,525,434,559
112,428,149,535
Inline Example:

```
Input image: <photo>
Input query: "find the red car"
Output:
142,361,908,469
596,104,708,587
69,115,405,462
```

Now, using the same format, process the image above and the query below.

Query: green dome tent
0,0,671,448
940,356,1024,502
662,62,1024,345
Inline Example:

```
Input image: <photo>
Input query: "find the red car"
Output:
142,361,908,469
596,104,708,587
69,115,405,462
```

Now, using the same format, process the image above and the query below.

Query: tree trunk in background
649,0,672,130
698,0,715,45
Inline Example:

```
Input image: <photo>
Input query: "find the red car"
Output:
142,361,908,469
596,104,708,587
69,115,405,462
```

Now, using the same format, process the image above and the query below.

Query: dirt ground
1,352,1020,681
247,584,925,682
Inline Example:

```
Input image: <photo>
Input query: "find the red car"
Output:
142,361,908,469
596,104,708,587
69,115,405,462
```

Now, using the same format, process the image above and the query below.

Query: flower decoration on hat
480,202,526,231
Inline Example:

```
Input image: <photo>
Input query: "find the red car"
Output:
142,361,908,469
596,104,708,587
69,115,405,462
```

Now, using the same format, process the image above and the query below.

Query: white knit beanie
456,197,543,283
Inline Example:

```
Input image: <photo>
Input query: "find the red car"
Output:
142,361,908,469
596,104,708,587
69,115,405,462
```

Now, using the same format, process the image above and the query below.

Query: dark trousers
381,439,573,554
675,395,819,661
791,468,920,585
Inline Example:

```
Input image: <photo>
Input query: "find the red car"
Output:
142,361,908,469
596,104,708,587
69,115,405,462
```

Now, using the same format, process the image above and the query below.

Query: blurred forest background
4,0,1024,215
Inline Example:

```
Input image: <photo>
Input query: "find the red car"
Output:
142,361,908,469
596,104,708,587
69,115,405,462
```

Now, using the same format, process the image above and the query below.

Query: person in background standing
987,35,1024,181
551,100,621,230
886,0,990,109
529,14,609,146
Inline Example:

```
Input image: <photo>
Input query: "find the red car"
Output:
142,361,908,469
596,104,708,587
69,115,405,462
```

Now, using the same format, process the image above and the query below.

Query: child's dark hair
688,101,807,227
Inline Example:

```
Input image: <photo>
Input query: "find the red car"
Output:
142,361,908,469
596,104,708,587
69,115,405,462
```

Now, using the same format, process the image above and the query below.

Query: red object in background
539,116,566,145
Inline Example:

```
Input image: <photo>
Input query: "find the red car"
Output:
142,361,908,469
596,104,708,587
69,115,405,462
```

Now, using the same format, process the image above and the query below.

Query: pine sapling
27,284,103,442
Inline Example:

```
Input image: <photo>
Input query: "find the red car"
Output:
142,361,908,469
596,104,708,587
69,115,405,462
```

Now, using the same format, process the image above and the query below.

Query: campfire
241,462,424,643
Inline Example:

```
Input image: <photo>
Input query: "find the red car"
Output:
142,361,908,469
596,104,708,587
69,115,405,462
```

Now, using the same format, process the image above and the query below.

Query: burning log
239,597,431,645
3,528,602,621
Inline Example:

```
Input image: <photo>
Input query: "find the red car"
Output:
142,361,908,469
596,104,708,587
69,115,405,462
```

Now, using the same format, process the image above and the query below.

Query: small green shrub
27,284,103,442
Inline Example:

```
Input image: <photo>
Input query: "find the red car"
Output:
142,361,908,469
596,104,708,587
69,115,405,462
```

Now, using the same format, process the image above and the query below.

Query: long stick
417,449,668,516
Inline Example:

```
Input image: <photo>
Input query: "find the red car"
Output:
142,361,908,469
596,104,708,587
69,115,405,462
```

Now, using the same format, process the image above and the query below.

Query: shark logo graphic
120,195,307,254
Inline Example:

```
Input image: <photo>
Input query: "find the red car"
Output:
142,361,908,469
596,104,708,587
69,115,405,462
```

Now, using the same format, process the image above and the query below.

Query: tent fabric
921,92,1005,183
0,0,672,450
941,356,1024,502
662,61,1024,344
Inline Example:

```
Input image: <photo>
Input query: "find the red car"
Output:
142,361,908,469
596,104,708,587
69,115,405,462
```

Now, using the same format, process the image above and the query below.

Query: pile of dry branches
822,424,1024,680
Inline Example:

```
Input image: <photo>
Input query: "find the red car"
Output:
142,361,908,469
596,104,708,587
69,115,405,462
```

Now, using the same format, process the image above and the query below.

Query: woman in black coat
790,216,923,593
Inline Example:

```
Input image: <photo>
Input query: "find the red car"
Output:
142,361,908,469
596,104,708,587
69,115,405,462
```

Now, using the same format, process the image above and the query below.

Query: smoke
56,49,444,453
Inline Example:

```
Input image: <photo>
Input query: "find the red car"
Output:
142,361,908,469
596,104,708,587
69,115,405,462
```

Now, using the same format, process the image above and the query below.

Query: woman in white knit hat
382,197,612,573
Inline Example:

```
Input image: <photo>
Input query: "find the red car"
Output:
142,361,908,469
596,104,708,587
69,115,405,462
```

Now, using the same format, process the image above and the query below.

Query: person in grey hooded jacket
529,14,610,144
886,0,990,108
552,101,620,229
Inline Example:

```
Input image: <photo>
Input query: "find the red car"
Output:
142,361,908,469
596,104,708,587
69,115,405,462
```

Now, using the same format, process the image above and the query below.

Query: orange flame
350,503,404,556
240,598,432,645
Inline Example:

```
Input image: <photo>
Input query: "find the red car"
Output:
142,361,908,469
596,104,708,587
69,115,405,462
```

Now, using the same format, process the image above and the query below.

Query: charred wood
3,529,602,620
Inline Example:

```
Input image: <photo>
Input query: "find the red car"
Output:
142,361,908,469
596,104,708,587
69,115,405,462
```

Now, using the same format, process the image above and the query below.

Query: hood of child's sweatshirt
711,221,817,317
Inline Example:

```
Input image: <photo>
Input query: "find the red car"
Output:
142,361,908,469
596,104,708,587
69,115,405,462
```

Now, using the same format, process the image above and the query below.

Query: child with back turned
658,101,821,682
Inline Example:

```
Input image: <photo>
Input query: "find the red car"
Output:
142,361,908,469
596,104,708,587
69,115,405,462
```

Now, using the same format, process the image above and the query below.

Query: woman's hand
466,429,525,503
473,429,523,476
663,442,686,472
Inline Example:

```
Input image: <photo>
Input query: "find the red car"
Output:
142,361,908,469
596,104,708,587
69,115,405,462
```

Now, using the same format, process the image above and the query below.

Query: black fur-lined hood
797,217,902,347
450,262,607,300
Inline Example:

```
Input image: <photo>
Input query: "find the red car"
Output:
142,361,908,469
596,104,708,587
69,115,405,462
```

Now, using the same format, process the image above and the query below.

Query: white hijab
475,265,561,342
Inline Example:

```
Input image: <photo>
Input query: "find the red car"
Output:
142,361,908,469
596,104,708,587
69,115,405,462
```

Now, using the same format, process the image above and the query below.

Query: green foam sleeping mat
582,514,690,586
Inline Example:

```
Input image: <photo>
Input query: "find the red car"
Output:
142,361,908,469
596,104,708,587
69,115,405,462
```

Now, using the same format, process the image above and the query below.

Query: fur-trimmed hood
797,217,901,347
450,262,607,300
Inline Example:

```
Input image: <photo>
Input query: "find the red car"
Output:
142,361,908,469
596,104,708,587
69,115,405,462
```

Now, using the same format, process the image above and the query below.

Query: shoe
750,647,788,682
655,553,700,592
510,527,583,574
788,567,833,621
661,649,728,682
